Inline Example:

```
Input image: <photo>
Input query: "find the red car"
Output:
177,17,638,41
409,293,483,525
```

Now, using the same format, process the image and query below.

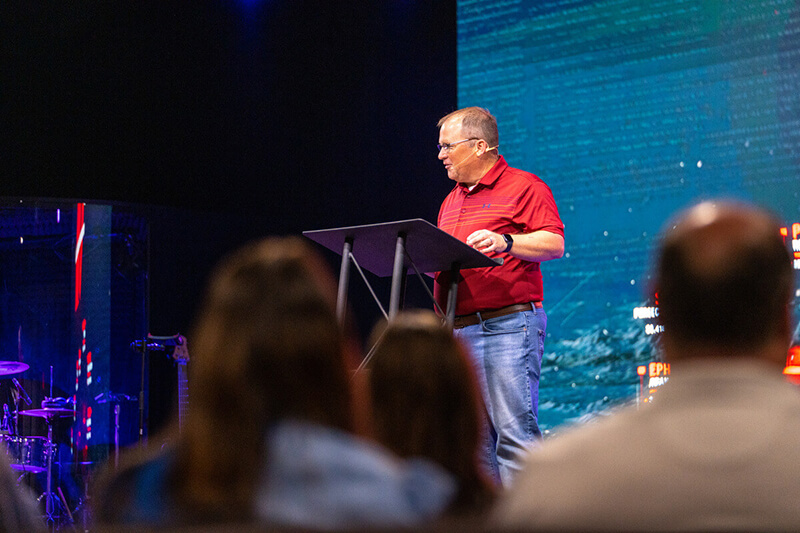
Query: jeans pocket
480,312,527,335
536,327,545,356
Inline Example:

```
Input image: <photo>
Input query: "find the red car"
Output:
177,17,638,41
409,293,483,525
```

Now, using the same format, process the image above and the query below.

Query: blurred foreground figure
0,449,44,532
94,237,454,529
494,201,800,531
367,311,495,518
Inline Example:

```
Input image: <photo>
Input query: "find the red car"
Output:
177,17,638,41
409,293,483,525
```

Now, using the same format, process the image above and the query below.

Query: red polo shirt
434,156,564,315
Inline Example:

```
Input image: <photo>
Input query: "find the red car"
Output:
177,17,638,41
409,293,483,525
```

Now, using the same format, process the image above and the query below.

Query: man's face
438,118,477,185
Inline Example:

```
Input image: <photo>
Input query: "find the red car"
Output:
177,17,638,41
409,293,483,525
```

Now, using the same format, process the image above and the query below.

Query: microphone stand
130,335,181,446
131,340,148,446
95,392,136,468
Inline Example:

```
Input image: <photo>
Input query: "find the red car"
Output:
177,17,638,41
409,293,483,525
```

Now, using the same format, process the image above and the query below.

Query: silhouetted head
656,201,793,362
367,310,494,514
178,236,359,518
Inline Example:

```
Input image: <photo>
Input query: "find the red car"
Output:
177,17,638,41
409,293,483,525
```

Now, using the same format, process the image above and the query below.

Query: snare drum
3,436,51,474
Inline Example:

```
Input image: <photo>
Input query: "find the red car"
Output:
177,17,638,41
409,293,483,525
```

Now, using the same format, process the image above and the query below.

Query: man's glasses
437,138,479,152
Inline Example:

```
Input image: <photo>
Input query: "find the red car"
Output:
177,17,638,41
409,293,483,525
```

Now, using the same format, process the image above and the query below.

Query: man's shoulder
500,164,550,190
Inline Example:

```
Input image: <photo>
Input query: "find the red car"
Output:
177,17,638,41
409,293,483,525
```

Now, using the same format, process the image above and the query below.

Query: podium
303,219,501,327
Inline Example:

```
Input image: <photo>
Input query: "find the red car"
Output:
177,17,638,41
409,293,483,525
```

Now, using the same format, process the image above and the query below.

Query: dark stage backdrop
3,1,457,223
457,0,800,431
3,1,458,436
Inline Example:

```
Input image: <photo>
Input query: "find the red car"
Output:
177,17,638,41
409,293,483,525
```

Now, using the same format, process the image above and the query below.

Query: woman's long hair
172,237,358,519
367,310,495,514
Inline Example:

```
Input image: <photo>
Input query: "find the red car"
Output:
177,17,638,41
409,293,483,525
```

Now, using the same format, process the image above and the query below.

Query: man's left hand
467,230,505,253
467,229,565,262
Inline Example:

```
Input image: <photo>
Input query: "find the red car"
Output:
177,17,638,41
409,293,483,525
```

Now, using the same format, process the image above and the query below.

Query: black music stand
303,219,501,327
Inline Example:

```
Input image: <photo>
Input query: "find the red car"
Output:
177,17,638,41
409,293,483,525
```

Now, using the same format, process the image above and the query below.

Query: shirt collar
458,155,507,191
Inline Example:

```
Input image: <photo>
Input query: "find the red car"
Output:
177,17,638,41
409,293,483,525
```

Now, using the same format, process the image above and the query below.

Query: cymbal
9,463,46,474
0,361,29,376
20,408,73,418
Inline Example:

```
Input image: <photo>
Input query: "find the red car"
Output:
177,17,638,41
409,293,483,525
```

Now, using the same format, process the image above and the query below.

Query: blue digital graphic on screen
457,0,800,431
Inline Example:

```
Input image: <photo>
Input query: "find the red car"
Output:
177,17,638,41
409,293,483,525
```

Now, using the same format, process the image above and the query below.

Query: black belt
453,302,542,329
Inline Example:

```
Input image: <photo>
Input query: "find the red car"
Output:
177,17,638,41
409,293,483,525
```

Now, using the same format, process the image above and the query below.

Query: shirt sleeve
514,179,564,237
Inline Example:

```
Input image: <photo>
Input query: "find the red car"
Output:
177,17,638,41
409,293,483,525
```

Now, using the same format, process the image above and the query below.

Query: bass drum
3,436,51,474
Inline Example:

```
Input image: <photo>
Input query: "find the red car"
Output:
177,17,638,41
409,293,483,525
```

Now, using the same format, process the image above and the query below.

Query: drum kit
0,361,75,525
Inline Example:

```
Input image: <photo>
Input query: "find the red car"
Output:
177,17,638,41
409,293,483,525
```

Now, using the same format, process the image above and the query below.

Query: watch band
502,233,513,253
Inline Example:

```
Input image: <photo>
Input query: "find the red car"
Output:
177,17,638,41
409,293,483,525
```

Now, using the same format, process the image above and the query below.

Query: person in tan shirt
494,200,799,531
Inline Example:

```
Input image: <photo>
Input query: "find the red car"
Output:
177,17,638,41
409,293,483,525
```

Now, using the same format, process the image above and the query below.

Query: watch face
503,234,513,251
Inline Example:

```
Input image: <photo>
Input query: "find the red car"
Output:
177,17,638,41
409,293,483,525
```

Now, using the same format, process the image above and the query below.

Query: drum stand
17,369,76,530
36,413,73,530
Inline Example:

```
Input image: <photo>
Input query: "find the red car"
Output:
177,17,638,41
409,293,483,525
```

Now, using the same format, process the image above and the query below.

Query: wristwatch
502,233,514,253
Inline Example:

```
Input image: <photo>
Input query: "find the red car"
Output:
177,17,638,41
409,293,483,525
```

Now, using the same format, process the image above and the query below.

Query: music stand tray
303,218,501,326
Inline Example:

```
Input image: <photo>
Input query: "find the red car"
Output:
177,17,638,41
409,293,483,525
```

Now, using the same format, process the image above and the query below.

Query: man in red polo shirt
434,107,564,486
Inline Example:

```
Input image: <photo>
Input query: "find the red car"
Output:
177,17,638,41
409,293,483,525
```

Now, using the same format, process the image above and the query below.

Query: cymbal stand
8,387,20,437
2,402,25,486
39,367,73,530
38,412,74,531
7,394,21,486
5,399,24,486
41,413,57,527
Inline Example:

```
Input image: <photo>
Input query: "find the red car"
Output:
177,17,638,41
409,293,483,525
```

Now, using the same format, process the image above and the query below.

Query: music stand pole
445,262,460,328
388,233,407,319
336,238,353,326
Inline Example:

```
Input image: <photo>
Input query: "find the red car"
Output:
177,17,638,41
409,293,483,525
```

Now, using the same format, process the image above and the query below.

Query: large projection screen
457,0,800,432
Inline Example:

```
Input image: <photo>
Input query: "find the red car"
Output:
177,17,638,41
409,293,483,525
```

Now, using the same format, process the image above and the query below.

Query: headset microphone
449,145,499,171
449,149,476,171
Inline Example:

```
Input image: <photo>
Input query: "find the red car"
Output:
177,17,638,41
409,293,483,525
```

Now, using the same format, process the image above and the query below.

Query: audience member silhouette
0,449,45,532
494,200,800,531
94,237,455,529
367,310,496,517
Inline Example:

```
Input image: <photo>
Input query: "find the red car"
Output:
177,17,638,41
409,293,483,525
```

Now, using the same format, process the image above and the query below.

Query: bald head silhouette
656,201,793,363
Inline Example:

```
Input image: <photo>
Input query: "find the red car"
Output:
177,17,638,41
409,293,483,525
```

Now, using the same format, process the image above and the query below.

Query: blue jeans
453,304,546,487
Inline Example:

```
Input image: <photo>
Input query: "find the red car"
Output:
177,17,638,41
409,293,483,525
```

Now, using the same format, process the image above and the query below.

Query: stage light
236,0,267,8
783,346,800,377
